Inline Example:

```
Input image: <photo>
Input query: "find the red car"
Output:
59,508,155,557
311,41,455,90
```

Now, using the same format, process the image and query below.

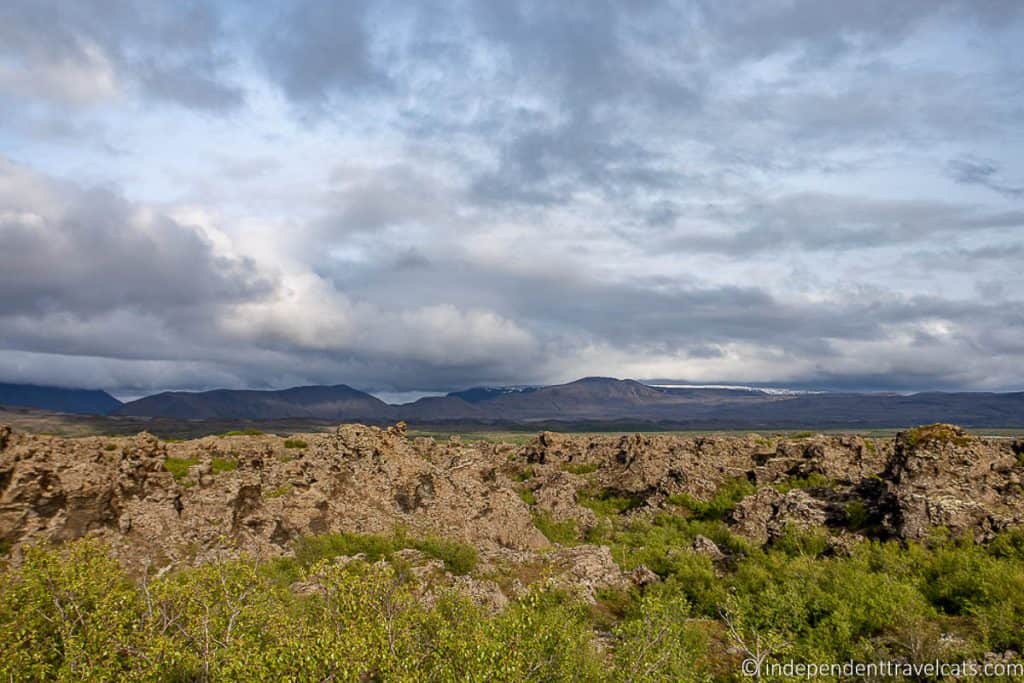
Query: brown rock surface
2,421,1022,600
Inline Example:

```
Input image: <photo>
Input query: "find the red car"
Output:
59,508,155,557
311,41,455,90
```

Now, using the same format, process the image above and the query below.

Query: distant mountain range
1,377,1023,428
0,383,123,415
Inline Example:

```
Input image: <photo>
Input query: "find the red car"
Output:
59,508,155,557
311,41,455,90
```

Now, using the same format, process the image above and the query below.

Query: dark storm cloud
0,158,272,318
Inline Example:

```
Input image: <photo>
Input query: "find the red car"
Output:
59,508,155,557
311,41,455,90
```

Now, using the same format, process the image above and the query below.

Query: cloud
0,158,271,318
255,0,389,106
946,157,1024,198
0,0,243,110
1,1,1024,395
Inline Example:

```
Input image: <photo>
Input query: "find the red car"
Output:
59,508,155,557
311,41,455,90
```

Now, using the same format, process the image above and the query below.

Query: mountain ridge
3,378,1023,427
0,383,123,415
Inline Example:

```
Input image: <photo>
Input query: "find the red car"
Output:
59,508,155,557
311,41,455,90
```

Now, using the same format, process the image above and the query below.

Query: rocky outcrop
883,425,1024,541
730,488,829,545
2,422,1022,603
0,424,545,568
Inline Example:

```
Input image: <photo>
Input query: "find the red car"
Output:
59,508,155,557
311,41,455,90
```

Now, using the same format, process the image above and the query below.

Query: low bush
292,530,478,576
4,528,1024,679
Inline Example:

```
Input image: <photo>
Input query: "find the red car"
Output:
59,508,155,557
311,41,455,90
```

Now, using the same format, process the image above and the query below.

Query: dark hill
116,385,392,420
62,377,1024,428
0,383,122,415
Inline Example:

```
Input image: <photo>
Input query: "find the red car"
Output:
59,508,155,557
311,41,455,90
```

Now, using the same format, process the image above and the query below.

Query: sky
1,0,1023,399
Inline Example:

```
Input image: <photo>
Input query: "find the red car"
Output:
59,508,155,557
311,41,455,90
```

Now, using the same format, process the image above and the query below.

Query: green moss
561,462,600,475
283,438,308,449
266,484,293,498
518,488,537,505
211,457,238,474
532,510,578,545
220,428,264,437
903,424,971,449
512,466,535,482
0,538,11,556
163,457,199,481
103,443,117,452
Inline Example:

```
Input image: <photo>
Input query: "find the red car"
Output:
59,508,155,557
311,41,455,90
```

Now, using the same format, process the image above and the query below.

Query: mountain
40,377,1024,427
399,377,777,421
0,383,123,415
116,385,392,420
397,378,1024,427
445,386,539,403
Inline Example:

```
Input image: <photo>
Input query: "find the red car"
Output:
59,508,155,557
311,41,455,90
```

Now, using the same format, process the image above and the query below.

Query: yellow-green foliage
220,428,263,437
0,540,597,681
4,531,1024,680
283,438,308,449
266,484,293,498
577,488,645,516
163,457,198,481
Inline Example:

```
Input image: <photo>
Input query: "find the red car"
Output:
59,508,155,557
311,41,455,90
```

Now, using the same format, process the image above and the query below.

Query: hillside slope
116,385,392,420
0,383,122,415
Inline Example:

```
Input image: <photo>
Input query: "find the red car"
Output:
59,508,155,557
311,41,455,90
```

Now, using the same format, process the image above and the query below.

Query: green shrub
283,438,308,449
292,531,478,576
772,472,833,493
4,521,1024,679
518,488,537,505
669,477,755,521
577,488,644,516
844,500,872,531
613,593,710,681
103,443,117,451
0,539,145,680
